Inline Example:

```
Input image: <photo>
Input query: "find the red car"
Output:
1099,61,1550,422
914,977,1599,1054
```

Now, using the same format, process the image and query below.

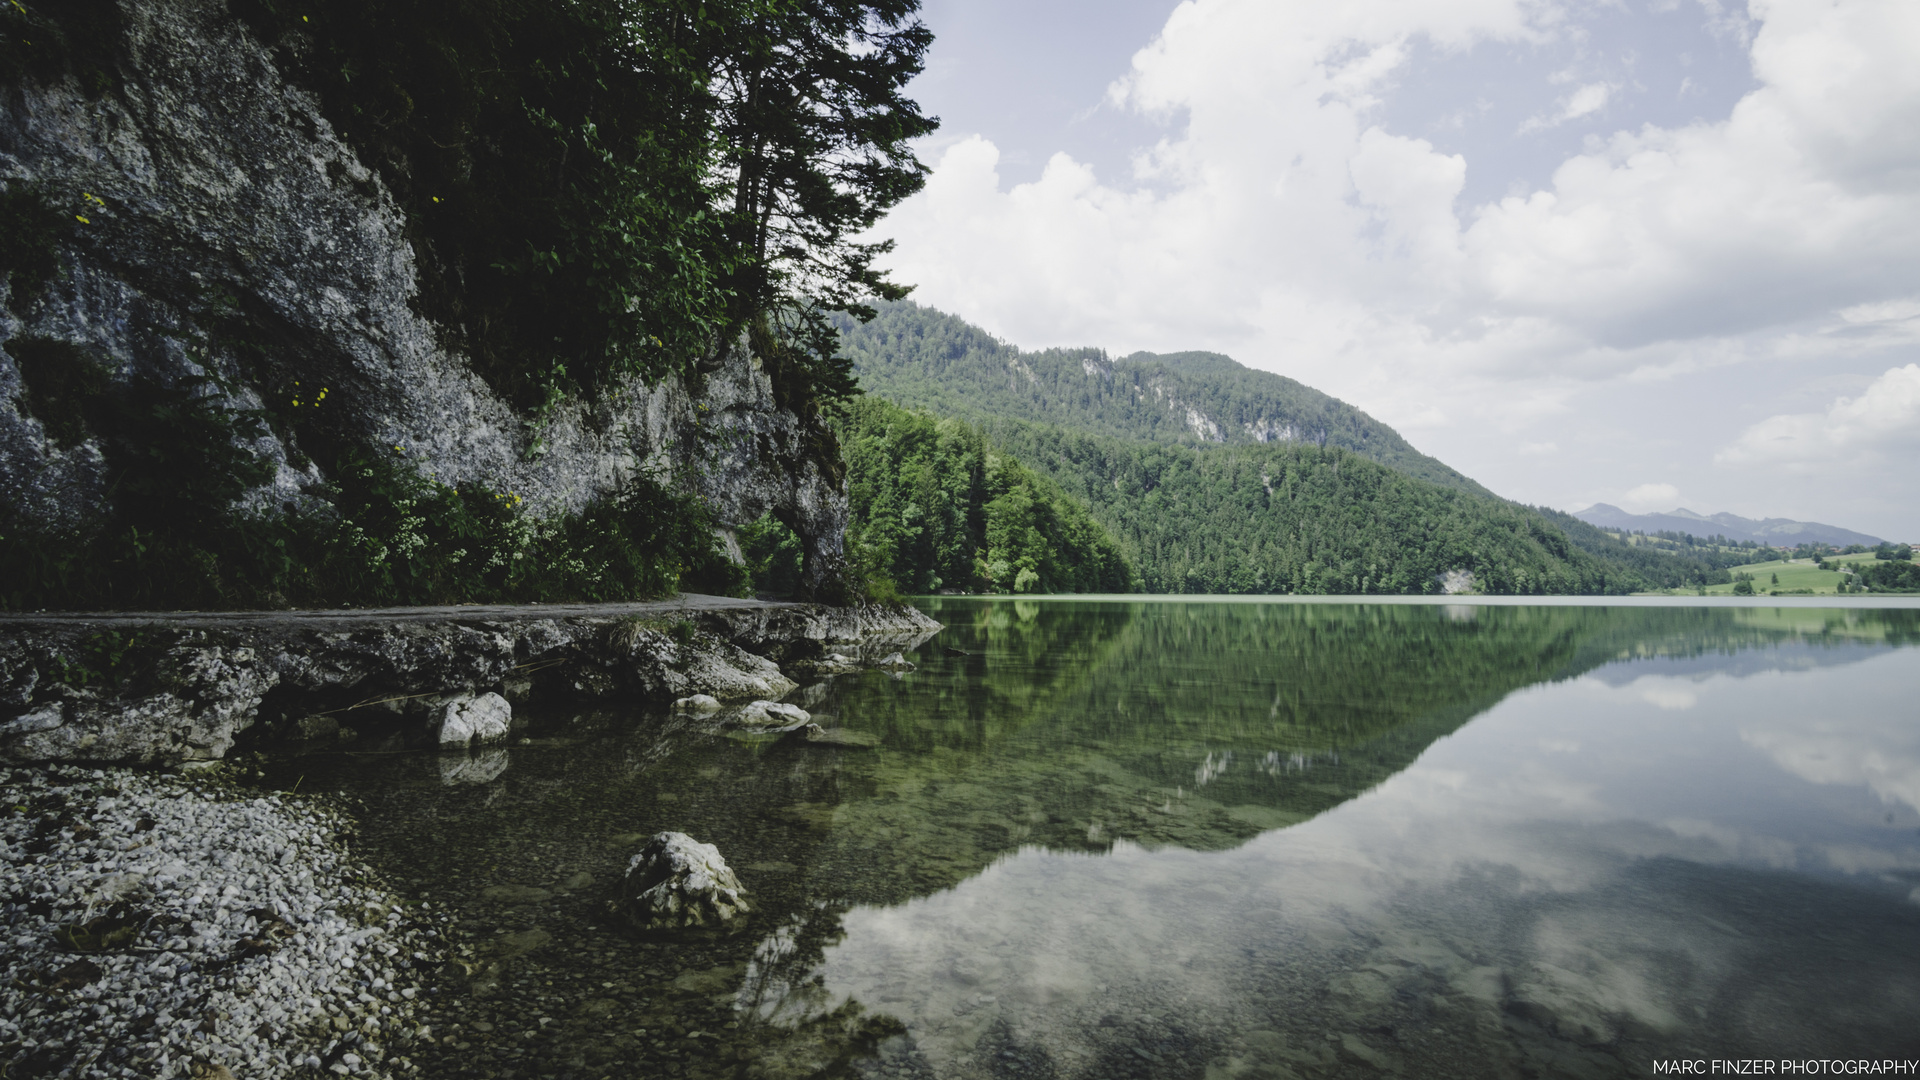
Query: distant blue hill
1572,504,1883,547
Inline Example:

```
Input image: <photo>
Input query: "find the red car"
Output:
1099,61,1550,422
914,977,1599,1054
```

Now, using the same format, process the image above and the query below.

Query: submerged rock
437,748,509,785
618,832,749,932
733,700,811,729
672,694,722,714
438,693,512,747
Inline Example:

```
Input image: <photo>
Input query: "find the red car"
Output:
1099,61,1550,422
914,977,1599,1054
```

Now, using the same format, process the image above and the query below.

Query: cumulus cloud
885,0,1920,363
1716,364,1920,468
874,0,1920,532
1518,81,1614,133
1620,482,1683,512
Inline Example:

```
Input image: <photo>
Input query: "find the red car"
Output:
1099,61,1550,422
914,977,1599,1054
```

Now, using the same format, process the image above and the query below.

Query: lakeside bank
1,596,939,1079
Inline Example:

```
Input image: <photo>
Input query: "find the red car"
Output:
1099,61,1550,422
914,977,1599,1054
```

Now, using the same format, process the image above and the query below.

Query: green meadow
1644,552,1885,596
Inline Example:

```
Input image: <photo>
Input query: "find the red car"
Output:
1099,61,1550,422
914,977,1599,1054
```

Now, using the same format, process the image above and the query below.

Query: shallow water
265,600,1920,1078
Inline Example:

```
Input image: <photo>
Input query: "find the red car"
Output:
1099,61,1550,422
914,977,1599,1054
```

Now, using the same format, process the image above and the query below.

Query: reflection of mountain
781,602,1920,906
1587,641,1896,684
288,600,1920,1079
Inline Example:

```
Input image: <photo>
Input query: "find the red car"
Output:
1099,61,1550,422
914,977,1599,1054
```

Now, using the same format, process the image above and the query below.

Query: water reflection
268,601,1920,1078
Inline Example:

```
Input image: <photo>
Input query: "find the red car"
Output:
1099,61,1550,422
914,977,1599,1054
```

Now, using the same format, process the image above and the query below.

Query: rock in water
734,701,811,729
672,694,722,714
619,833,748,932
437,692,512,747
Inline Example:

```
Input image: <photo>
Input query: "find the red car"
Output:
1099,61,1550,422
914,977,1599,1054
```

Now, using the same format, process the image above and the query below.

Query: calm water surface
270,600,1920,1079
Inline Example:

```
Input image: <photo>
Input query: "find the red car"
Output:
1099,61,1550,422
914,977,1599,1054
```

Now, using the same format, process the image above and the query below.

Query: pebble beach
1,766,445,1079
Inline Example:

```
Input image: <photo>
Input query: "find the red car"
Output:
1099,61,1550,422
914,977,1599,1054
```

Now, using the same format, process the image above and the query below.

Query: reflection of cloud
796,649,1920,1073
1742,720,1920,815
1638,684,1698,711
1581,673,1700,710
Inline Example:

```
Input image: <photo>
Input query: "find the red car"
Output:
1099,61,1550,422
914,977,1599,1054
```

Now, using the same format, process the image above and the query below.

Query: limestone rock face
0,639,276,763
0,0,845,591
436,693,512,747
619,832,749,933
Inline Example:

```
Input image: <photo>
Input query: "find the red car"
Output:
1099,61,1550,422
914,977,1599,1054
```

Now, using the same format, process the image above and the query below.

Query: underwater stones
482,884,554,904
438,692,512,747
672,694,722,714
800,726,878,747
438,747,509,785
618,832,749,933
734,701,811,729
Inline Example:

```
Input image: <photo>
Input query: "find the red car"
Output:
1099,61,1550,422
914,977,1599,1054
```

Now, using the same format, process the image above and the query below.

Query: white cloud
1518,80,1614,132
1716,363,1920,468
1838,296,1920,327
875,0,1920,534
1620,482,1682,512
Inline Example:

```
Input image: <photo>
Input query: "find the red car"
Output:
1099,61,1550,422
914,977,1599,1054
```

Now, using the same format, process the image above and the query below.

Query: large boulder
618,832,748,932
437,692,511,747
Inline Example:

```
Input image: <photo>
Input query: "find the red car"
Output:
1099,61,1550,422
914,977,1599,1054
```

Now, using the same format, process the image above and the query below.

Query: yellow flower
75,214,90,224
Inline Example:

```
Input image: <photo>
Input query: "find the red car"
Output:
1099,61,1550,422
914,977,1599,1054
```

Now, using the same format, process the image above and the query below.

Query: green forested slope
982,419,1636,594
832,303,1678,594
835,301,1493,496
836,398,1134,595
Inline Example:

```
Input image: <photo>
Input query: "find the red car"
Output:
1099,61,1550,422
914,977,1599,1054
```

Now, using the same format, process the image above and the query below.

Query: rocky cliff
0,0,847,599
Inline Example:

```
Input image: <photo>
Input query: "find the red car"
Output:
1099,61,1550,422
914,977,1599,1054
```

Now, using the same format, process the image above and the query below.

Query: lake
274,598,1920,1079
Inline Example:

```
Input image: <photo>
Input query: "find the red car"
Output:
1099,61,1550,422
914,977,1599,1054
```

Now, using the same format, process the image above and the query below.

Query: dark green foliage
229,0,733,407
8,337,109,448
836,397,1134,595
1858,559,1920,592
716,0,936,408
0,0,125,99
835,301,1492,496
976,420,1635,595
0,182,72,314
228,0,933,415
739,513,808,596
1874,542,1913,561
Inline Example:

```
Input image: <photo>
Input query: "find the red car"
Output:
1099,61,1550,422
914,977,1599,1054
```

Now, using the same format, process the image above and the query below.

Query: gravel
1,766,446,1079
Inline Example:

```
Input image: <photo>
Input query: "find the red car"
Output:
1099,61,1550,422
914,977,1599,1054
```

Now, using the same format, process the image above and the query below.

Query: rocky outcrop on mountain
0,597,939,764
0,0,845,592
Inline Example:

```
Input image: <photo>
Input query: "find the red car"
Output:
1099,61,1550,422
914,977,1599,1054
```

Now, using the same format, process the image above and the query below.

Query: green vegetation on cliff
226,0,935,411
0,0,938,609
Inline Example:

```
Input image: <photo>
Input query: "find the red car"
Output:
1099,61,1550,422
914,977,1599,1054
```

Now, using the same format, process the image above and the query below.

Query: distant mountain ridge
1573,504,1884,547
835,303,1495,498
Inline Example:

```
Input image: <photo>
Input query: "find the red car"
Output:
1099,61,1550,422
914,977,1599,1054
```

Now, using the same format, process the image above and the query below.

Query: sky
871,0,1920,542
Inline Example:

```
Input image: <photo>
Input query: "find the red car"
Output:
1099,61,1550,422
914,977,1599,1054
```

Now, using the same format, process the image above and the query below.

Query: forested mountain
981,419,1634,594
833,303,1745,595
836,398,1133,596
835,302,1492,496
